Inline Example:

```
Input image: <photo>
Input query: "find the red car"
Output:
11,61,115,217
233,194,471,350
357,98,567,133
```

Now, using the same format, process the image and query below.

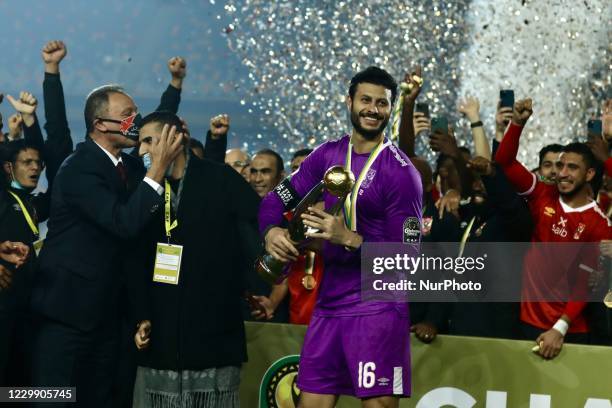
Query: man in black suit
30,85,184,408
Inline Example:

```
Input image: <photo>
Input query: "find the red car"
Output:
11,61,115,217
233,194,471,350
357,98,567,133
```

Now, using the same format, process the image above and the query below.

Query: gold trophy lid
323,165,355,197
604,290,612,309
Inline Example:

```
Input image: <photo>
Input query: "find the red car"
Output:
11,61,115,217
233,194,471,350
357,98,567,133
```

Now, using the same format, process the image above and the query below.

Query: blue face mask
10,180,25,190
142,153,152,170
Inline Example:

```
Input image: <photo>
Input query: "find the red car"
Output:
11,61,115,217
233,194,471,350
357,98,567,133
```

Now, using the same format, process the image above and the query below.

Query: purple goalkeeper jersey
259,134,422,316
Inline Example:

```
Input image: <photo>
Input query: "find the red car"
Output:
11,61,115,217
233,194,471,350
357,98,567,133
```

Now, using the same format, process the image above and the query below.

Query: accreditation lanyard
343,138,388,231
164,179,178,242
8,191,39,237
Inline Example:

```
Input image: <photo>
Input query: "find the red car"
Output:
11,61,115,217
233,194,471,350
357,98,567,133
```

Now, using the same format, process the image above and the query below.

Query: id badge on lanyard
153,179,183,285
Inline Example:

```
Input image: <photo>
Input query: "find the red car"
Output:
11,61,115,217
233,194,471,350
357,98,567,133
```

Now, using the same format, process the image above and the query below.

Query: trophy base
255,254,287,285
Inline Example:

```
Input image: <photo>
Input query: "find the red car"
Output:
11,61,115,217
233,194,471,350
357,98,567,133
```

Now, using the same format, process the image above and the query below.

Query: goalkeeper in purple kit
259,67,422,407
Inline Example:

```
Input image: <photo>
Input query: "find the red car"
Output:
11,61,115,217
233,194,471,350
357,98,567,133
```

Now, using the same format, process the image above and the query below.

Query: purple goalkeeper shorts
296,308,411,399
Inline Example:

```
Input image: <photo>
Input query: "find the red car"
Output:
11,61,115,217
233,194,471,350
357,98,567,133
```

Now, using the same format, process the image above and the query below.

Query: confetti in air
224,0,469,162
224,0,610,167
458,0,611,167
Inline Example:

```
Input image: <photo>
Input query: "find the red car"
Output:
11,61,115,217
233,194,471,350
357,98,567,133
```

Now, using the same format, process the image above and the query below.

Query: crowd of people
0,39,611,408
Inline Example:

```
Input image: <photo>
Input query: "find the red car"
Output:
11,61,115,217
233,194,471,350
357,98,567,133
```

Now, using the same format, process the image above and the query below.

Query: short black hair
84,84,129,133
563,142,603,194
255,149,284,175
139,111,184,134
563,142,598,170
538,143,563,167
292,148,313,161
1,139,43,165
349,66,398,105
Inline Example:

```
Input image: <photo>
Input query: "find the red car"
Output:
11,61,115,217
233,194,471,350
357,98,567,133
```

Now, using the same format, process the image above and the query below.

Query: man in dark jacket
131,111,260,407
29,83,183,408
0,83,71,388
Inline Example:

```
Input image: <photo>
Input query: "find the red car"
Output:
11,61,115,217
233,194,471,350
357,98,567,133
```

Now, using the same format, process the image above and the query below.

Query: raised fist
7,92,37,116
512,98,533,127
168,57,187,79
42,40,67,65
210,114,230,137
401,65,423,103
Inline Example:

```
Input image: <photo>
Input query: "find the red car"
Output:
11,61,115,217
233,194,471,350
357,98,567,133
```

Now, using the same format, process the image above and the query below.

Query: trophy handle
288,181,325,242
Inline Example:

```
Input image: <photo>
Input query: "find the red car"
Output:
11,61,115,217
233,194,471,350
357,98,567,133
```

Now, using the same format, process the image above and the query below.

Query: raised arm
41,40,73,184
6,92,44,151
397,66,423,158
494,98,536,194
204,114,229,163
458,96,490,160
156,57,186,113
6,114,24,141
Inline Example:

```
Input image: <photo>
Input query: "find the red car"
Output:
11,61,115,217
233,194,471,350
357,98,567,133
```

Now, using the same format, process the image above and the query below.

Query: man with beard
259,66,421,407
496,98,611,358
130,112,260,407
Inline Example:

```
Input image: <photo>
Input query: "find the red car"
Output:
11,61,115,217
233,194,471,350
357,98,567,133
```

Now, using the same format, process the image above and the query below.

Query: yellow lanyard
458,216,475,258
343,138,388,231
164,179,178,240
8,191,39,236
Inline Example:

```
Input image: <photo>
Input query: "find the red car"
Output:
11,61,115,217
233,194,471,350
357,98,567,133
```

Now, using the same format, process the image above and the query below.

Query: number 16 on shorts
358,361,376,389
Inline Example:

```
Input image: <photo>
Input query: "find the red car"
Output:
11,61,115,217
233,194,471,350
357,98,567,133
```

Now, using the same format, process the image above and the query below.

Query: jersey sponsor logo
259,354,301,407
403,217,421,243
388,145,409,167
360,169,377,189
544,207,556,217
552,216,568,237
573,223,586,240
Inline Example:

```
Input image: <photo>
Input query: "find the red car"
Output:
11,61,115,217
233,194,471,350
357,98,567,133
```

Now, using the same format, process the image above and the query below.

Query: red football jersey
519,176,611,332
496,123,612,333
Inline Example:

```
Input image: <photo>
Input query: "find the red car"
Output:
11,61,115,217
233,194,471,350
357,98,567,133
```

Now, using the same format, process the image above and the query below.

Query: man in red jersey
495,98,611,359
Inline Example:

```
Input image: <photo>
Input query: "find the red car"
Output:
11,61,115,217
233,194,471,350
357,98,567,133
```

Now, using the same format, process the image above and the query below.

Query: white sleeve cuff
552,319,569,336
143,177,164,195
518,172,537,196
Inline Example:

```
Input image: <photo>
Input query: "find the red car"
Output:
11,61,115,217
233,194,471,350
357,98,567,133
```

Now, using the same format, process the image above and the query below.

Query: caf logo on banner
259,355,301,408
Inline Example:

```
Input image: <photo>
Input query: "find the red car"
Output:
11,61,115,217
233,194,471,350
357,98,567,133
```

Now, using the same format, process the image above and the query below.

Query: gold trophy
604,291,612,308
256,166,355,284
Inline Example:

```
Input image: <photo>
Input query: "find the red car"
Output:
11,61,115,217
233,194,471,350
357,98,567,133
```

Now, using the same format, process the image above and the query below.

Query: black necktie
116,161,128,187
